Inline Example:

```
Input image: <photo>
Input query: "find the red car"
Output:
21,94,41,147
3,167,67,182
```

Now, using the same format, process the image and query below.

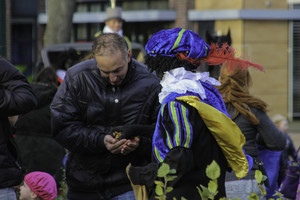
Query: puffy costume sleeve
153,101,193,163
152,100,198,189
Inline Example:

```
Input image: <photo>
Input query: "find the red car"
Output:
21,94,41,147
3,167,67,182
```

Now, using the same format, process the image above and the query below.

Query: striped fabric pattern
172,28,186,51
153,100,193,162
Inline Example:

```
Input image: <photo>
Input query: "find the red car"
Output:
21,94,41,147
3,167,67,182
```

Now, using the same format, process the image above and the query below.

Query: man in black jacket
50,33,161,200
0,58,38,200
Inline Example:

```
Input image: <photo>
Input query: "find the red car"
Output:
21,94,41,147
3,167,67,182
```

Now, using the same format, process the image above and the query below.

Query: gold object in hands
113,131,122,141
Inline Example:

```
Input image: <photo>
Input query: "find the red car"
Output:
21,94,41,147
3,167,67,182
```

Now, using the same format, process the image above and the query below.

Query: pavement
287,120,300,149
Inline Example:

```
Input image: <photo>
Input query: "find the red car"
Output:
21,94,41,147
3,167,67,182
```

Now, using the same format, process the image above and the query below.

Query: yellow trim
172,29,186,50
176,95,249,179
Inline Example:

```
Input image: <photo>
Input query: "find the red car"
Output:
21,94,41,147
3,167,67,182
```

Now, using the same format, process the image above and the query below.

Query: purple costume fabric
258,147,282,199
152,82,253,171
145,28,210,59
147,27,253,172
152,82,228,163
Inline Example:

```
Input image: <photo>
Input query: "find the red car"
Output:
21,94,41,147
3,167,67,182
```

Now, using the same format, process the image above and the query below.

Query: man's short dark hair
92,33,128,61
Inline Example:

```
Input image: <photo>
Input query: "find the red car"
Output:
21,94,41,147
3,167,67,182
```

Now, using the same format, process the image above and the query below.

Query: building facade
190,0,300,119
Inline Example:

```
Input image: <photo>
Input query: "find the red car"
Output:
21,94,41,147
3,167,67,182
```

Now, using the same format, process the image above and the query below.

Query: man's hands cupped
104,135,140,155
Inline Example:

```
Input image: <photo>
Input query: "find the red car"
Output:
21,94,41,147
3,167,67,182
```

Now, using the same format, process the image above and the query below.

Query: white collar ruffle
103,25,123,36
158,67,221,103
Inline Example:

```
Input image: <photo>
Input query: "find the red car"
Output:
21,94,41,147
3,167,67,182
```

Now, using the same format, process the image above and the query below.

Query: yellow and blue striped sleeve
162,101,193,149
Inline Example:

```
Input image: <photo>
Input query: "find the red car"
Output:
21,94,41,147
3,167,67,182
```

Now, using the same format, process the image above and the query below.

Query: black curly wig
144,54,199,79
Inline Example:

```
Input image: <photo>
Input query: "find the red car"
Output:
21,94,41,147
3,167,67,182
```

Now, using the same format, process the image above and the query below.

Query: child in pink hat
19,171,57,200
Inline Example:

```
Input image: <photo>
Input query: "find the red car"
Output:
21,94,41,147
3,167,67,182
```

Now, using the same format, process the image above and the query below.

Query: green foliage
15,64,34,83
254,170,267,184
248,192,260,200
196,161,220,200
271,191,284,200
155,163,177,200
153,161,286,200
54,167,68,200
206,161,220,180
15,65,27,73
55,180,68,200
254,170,267,197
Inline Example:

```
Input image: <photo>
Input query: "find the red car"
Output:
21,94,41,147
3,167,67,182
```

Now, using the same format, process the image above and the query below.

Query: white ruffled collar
103,25,123,36
158,67,221,103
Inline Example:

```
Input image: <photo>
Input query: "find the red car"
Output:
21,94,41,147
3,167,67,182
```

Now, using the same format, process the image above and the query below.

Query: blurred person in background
95,0,131,52
217,64,286,199
15,67,66,190
0,57,38,200
272,114,297,187
19,171,57,200
56,48,81,84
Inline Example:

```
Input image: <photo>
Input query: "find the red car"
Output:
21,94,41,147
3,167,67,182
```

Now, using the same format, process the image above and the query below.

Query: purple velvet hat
145,28,210,59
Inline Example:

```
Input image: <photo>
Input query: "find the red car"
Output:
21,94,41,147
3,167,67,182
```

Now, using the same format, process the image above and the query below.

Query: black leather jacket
51,59,161,197
0,59,38,188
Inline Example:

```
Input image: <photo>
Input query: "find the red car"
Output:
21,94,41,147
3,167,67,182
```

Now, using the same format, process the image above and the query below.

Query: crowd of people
0,8,298,200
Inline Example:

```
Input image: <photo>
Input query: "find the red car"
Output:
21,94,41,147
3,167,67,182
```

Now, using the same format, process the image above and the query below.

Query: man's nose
109,74,118,82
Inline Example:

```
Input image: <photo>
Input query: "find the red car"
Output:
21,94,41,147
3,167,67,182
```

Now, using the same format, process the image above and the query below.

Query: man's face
105,19,123,32
95,49,131,86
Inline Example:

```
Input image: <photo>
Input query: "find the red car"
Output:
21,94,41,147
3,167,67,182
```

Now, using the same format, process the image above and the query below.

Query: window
292,4,300,118
293,18,300,118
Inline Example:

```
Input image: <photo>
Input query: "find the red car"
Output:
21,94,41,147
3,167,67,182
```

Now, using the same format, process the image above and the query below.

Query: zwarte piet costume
128,28,259,200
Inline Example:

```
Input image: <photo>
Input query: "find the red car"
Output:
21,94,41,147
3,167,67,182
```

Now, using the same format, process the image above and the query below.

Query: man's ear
127,49,131,63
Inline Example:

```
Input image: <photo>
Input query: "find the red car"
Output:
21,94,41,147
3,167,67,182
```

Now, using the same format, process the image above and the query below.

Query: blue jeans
110,191,135,200
225,179,265,200
0,187,17,200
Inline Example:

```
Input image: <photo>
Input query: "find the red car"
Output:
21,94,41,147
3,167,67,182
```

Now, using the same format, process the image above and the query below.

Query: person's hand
104,134,127,154
121,136,140,155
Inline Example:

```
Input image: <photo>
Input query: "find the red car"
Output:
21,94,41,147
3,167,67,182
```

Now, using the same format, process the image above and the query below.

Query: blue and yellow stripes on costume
168,101,193,149
154,146,163,162
153,95,250,180
172,29,186,50
169,101,181,146
160,104,173,149
153,100,194,163
180,104,192,148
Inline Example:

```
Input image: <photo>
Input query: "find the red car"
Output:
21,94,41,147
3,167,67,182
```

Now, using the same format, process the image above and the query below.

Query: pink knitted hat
24,171,57,200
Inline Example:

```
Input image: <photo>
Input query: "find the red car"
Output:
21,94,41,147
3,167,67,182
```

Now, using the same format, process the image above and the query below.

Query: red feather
202,43,265,72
